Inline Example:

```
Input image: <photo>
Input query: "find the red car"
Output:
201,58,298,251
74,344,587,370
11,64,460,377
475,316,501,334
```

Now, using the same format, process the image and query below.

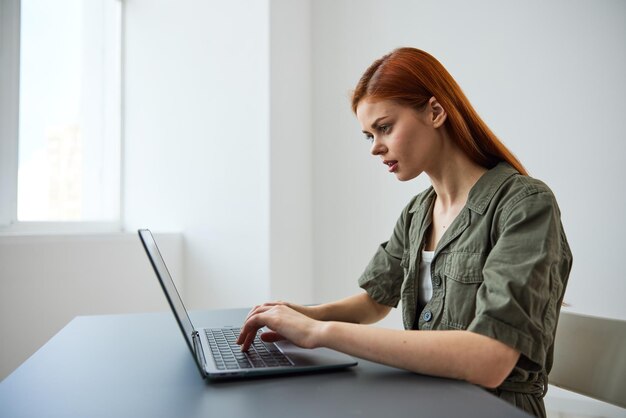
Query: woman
237,47,572,418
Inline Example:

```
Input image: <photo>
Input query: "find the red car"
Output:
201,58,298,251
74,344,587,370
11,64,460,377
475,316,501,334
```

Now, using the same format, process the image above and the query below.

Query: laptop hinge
192,331,208,377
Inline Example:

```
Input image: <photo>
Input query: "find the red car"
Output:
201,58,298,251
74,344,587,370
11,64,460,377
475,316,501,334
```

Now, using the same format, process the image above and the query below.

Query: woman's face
356,98,444,182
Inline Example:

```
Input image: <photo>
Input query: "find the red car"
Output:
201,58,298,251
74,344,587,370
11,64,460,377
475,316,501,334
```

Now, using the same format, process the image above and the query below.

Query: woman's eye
380,124,391,134
364,134,374,143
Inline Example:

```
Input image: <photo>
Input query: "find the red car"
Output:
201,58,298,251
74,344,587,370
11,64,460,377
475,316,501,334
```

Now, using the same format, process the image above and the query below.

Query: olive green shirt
358,162,572,418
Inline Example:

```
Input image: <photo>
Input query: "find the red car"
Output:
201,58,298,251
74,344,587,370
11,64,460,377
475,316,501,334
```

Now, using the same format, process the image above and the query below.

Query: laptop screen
138,229,196,355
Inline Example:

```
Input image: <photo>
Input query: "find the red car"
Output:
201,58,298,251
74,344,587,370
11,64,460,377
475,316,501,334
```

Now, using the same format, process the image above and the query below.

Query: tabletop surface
0,308,531,418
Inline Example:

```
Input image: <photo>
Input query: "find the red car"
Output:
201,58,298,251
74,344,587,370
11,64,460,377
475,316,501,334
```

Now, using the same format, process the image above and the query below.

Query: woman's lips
383,160,398,173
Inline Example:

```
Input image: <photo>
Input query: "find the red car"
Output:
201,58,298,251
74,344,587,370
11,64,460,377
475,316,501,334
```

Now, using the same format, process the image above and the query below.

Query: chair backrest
549,311,626,408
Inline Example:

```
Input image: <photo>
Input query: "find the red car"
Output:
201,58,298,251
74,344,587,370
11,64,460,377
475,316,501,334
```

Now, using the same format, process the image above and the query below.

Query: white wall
123,0,271,309
269,0,314,303
0,233,183,380
310,0,626,322
123,0,315,309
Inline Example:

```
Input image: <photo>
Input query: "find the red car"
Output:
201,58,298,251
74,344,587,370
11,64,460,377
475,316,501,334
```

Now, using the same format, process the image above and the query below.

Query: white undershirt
417,250,435,313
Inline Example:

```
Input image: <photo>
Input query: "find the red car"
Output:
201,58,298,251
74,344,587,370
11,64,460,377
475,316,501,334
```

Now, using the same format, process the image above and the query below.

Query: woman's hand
236,304,325,352
244,301,321,321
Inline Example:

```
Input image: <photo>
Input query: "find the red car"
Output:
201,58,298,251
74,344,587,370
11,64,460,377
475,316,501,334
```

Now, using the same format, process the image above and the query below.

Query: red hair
351,48,527,175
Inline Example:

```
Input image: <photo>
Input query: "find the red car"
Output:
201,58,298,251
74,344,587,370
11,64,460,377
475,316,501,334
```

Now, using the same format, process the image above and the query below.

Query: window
0,0,122,232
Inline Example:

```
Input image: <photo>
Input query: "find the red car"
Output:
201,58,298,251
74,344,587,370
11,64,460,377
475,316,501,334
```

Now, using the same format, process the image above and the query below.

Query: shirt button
432,275,441,286
423,310,432,322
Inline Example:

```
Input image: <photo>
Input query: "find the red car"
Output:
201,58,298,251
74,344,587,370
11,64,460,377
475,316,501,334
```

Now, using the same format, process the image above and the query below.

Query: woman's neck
427,150,487,211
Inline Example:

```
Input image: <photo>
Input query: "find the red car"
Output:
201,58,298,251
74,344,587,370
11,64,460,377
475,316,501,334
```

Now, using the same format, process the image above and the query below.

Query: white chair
549,311,626,409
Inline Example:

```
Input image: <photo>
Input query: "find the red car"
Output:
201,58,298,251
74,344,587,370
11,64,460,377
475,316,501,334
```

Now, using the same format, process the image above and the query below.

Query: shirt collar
408,162,519,215
466,162,519,214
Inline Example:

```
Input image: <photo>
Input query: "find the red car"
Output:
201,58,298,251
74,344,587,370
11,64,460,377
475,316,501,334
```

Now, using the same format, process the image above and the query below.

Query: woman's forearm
309,292,392,324
315,321,519,389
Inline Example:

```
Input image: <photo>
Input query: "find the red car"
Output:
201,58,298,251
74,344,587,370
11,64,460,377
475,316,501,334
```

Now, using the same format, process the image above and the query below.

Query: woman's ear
428,96,447,128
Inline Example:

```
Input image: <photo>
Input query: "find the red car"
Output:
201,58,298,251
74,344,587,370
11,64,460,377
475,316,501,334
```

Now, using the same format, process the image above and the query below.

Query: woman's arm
237,305,519,389
247,292,392,324
319,320,520,388
305,292,392,324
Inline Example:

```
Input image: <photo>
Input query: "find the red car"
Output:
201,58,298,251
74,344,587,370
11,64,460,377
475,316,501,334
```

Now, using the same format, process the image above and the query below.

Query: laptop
138,229,357,380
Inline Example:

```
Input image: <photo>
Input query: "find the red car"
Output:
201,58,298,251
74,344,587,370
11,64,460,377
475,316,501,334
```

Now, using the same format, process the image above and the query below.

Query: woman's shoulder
494,169,562,217
469,162,562,219
502,171,556,201
477,161,552,198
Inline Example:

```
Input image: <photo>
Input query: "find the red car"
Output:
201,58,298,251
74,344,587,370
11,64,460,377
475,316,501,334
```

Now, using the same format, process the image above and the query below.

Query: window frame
0,0,123,235
0,0,20,228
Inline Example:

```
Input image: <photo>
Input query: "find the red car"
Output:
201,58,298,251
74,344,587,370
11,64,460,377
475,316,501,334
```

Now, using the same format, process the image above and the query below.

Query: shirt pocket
442,252,485,330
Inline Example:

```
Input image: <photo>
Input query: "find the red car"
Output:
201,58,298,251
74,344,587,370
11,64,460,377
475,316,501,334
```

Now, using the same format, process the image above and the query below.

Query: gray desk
0,308,531,417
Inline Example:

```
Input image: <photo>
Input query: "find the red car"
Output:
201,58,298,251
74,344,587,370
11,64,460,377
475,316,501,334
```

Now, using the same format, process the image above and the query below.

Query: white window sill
0,221,123,236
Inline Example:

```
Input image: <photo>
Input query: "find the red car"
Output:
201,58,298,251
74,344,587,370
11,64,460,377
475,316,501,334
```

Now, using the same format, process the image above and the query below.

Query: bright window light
17,0,121,222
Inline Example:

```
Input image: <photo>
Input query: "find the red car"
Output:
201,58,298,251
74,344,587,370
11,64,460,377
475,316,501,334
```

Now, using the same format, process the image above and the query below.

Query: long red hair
351,48,527,175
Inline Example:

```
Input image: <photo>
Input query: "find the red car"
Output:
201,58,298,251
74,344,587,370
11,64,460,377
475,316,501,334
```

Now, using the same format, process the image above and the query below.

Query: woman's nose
370,138,386,156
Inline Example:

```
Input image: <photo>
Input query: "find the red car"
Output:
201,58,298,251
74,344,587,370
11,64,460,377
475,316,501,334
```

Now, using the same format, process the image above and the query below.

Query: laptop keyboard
205,328,293,370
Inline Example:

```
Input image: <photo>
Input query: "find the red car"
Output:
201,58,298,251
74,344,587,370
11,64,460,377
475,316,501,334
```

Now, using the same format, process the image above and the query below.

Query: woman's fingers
238,321,260,351
244,301,286,322
238,304,320,351
241,332,256,352
236,313,261,347
238,306,284,350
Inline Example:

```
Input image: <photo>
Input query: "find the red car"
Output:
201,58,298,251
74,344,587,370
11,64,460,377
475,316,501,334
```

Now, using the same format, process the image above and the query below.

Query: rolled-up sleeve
357,204,409,307
467,190,572,369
